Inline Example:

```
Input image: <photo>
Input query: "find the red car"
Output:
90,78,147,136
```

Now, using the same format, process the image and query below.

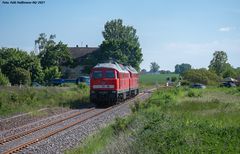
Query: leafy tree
222,63,237,78
35,33,72,71
182,68,220,85
29,52,45,83
236,67,240,78
209,51,228,76
0,70,9,86
223,69,237,79
44,66,61,81
39,41,72,69
0,48,44,84
175,63,191,74
150,62,160,73
35,33,56,53
9,68,31,85
100,19,143,71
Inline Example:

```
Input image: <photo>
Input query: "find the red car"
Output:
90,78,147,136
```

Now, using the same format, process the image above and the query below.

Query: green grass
68,87,240,154
139,73,179,86
66,126,115,154
0,84,89,117
130,88,240,153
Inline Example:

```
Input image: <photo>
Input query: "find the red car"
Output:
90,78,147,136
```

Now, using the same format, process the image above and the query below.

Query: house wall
61,66,84,79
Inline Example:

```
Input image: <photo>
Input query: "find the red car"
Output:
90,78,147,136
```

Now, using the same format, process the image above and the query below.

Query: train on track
90,61,139,106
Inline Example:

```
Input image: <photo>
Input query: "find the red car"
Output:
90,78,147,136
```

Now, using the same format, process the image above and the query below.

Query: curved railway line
0,88,155,154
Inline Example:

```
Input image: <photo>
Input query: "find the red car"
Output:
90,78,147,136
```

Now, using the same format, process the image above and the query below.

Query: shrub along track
0,89,155,154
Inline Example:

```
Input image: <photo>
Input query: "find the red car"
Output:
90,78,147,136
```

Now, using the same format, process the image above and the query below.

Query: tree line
149,51,240,85
182,51,240,85
0,35,72,86
0,19,143,86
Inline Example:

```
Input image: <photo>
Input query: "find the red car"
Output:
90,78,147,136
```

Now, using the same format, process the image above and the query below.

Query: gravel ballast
22,93,151,154
0,92,152,154
0,108,71,131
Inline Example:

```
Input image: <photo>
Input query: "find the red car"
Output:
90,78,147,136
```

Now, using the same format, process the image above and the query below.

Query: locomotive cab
90,62,136,106
90,68,118,104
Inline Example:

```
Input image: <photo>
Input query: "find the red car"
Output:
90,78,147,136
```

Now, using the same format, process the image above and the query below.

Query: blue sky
0,0,239,71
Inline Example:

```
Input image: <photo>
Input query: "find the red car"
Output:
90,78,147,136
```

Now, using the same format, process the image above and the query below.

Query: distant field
139,73,179,86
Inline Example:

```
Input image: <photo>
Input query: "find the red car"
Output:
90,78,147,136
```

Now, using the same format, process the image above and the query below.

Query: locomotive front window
93,71,102,79
105,70,115,78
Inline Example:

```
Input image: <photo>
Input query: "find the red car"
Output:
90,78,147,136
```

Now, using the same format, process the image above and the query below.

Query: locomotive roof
125,66,138,74
93,62,129,73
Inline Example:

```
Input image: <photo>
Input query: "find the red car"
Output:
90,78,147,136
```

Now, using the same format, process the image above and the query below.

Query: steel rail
0,108,95,145
2,90,153,154
1,105,117,154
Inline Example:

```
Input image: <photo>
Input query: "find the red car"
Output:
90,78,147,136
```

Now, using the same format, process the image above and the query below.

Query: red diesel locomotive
90,62,139,105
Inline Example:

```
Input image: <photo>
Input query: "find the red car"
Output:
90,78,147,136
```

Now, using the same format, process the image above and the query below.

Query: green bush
112,117,129,134
0,48,44,85
131,100,141,113
181,80,190,86
171,76,177,82
222,68,237,78
9,68,31,85
187,89,202,97
182,68,220,85
78,83,88,89
44,66,61,81
0,71,9,86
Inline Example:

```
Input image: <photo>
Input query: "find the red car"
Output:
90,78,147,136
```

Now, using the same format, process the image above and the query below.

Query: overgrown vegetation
182,51,240,85
0,70,9,86
0,33,72,86
0,48,44,85
0,84,89,116
182,68,220,85
68,87,240,154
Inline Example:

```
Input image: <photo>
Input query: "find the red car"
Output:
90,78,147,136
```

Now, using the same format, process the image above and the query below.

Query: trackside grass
65,126,115,154
0,84,89,117
67,87,240,154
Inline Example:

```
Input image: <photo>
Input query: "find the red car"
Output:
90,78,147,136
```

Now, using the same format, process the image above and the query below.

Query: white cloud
218,27,231,32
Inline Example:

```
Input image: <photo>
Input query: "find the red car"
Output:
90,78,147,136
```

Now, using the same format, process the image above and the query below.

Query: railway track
0,89,154,154
0,108,95,145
